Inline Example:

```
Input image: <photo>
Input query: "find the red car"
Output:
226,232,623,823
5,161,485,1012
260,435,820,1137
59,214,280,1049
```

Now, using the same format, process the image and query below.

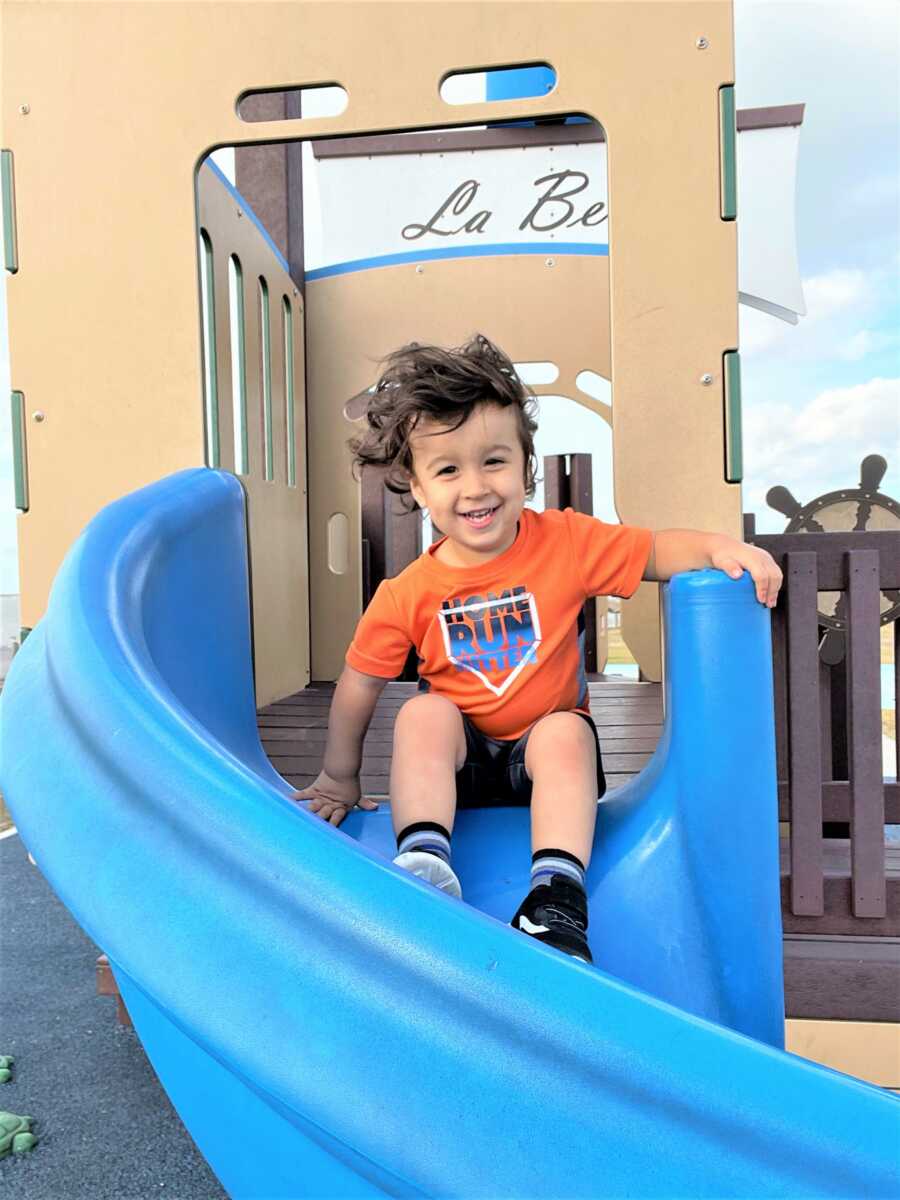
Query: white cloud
744,375,900,528
833,328,900,363
740,264,898,360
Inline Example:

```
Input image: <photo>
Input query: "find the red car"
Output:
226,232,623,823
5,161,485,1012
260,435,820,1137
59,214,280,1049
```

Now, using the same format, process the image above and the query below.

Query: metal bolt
546,257,555,267
700,373,714,386
415,265,424,274
18,104,30,115
32,410,45,422
292,289,299,297
696,37,709,50
236,209,243,218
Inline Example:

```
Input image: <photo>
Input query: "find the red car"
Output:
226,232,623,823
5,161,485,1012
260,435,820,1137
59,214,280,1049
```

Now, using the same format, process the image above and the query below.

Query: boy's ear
407,472,426,510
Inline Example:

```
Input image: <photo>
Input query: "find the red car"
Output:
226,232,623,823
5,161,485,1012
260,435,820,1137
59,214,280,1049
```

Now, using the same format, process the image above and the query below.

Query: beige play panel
2,0,740,700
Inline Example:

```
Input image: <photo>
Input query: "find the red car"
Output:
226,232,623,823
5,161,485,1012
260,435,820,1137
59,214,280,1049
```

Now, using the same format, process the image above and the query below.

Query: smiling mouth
460,504,500,527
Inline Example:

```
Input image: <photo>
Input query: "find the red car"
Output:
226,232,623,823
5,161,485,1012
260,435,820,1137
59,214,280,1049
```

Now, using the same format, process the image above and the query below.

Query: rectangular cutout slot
237,85,347,122
441,63,556,106
199,229,219,468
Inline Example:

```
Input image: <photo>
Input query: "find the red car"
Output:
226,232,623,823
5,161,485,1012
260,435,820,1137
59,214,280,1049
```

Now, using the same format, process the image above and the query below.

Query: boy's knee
394,694,466,765
525,712,594,774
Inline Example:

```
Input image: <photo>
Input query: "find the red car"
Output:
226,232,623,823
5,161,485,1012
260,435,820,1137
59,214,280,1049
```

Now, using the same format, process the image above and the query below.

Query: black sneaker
511,874,592,963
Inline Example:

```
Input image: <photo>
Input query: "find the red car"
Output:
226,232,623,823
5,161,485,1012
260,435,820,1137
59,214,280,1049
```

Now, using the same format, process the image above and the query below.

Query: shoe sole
393,851,462,899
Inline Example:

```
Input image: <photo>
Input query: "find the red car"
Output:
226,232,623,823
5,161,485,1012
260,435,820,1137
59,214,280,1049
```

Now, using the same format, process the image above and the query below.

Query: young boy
295,334,782,963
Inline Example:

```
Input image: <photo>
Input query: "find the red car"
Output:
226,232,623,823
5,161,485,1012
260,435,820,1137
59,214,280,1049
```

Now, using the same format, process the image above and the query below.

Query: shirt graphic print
438,585,541,697
345,506,653,740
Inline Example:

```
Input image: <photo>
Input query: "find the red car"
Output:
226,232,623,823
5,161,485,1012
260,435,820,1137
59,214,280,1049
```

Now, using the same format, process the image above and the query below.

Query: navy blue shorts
455,711,606,809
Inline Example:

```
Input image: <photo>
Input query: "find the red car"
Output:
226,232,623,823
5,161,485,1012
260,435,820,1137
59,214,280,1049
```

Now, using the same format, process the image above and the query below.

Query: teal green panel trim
11,391,28,511
283,297,295,488
723,351,742,483
259,278,273,482
1,150,19,273
719,87,737,221
201,231,219,468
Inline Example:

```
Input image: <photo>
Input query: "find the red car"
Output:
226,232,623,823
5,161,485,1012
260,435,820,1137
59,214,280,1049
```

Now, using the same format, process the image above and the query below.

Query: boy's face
407,402,527,567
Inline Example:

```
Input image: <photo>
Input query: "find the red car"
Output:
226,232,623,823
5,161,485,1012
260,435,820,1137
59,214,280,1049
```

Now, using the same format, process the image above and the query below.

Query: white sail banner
309,125,804,323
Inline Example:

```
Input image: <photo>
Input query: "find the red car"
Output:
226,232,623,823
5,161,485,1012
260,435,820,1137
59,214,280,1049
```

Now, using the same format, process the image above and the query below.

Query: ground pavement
0,833,226,1199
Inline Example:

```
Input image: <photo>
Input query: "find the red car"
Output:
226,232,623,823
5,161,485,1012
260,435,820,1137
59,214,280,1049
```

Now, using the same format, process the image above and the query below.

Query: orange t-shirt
346,506,653,740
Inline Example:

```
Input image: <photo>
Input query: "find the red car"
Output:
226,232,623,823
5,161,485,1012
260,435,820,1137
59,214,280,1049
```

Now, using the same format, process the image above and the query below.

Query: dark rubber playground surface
0,833,227,1200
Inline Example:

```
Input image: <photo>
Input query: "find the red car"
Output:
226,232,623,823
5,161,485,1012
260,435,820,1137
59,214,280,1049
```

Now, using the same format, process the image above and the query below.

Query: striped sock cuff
531,848,586,890
397,821,452,866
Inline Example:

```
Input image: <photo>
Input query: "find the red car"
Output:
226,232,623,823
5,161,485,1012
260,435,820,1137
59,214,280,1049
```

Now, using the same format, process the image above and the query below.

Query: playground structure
1,1,898,1195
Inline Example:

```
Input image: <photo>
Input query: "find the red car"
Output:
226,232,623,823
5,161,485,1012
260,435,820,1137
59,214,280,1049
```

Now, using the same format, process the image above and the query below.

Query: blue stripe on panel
306,243,609,282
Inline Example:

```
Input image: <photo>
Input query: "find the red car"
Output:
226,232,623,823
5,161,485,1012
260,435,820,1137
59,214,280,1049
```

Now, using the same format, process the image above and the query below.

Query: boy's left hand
710,537,783,608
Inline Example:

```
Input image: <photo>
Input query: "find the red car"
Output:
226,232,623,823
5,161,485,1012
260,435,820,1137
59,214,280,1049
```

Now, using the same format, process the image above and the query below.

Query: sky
0,0,898,605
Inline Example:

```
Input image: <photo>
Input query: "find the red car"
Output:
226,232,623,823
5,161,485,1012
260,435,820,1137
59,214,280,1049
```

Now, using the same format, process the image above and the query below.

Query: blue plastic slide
1,469,897,1198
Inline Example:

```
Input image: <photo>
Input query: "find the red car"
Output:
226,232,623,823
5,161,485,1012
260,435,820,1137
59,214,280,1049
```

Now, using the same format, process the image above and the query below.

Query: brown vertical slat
569,453,593,514
894,618,899,780
543,455,567,511
386,492,421,576
570,454,597,672
771,601,788,794
361,539,372,608
819,659,833,782
360,466,386,605
845,549,886,917
785,551,824,914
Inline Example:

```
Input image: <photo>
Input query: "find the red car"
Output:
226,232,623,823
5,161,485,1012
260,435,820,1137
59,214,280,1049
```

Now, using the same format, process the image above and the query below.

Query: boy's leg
391,694,467,896
511,712,599,961
524,712,599,867
390,693,467,834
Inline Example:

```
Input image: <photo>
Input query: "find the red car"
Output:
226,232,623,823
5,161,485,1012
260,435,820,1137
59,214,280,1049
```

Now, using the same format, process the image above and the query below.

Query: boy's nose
459,467,490,495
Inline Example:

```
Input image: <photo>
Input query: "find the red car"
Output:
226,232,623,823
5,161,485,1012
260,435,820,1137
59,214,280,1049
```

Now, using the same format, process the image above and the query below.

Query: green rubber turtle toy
0,1111,37,1159
0,1056,14,1085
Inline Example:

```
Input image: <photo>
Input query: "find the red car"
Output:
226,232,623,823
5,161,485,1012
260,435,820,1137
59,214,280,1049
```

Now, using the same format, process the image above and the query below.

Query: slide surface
1,469,897,1199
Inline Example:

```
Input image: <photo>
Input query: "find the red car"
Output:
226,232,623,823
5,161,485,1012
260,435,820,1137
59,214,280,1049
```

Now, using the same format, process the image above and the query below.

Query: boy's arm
643,529,782,608
292,664,390,825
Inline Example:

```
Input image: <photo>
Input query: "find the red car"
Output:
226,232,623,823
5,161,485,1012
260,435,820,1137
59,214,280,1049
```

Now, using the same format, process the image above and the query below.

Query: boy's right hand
291,770,379,827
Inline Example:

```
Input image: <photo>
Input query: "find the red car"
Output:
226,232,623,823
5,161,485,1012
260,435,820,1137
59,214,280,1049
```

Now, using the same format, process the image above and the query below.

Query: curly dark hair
348,334,539,510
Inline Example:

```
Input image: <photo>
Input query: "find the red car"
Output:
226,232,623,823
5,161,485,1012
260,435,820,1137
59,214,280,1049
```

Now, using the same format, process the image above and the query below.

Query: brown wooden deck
257,678,663,796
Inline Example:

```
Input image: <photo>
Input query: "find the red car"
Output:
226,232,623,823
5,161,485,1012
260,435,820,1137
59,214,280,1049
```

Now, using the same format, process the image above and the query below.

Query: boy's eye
436,458,505,476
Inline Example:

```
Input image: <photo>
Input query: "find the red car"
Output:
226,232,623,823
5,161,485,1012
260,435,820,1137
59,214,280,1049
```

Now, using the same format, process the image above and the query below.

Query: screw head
696,36,710,50
415,265,424,274
32,410,45,422
18,103,30,115
546,257,555,267
236,209,243,218
700,373,714,386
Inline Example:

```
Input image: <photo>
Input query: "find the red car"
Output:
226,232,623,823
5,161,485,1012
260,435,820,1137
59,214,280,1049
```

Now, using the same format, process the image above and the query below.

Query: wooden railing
751,531,899,935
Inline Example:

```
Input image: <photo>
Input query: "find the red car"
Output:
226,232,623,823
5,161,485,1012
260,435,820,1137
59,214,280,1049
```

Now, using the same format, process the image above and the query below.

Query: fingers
749,550,782,608
310,797,349,824
717,556,743,581
748,561,783,607
289,788,378,823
